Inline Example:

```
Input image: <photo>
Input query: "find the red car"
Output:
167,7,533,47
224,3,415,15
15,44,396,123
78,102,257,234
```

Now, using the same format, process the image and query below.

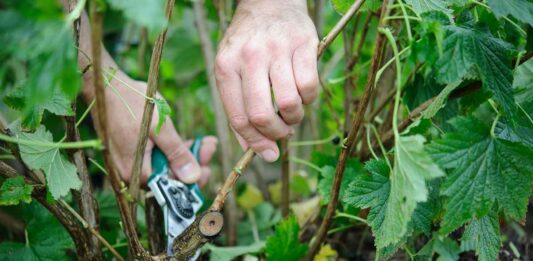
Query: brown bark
192,0,239,245
89,1,149,259
305,0,390,259
65,107,103,261
129,0,176,211
281,138,290,217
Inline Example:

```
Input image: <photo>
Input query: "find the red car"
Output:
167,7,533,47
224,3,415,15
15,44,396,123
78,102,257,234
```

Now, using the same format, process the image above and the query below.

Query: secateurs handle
149,137,204,201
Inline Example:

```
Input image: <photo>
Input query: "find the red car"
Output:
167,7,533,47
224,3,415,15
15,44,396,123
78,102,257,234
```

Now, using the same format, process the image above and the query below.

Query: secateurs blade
147,139,205,260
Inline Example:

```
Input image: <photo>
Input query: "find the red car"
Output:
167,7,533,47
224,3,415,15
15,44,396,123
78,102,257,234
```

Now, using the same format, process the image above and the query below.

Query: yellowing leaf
314,244,337,261
290,196,320,226
237,184,264,211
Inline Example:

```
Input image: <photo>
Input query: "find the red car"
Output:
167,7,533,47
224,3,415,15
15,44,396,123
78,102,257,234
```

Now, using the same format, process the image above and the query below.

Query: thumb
151,118,201,184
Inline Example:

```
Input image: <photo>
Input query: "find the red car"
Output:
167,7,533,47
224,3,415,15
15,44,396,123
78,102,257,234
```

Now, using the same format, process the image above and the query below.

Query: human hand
215,0,319,162
77,11,216,186
83,72,217,186
85,73,217,185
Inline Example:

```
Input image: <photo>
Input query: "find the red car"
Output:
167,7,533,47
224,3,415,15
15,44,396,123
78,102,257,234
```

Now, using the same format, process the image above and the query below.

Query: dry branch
281,138,290,217
129,0,176,208
0,162,93,260
306,0,390,259
88,1,149,258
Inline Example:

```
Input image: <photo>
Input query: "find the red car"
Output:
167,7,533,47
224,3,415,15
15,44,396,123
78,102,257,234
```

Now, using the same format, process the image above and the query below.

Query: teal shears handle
149,138,205,201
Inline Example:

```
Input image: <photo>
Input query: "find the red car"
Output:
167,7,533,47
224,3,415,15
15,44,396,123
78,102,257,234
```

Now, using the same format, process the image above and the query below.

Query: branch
214,0,228,33
65,104,103,261
317,0,366,57
0,162,93,260
281,138,290,217
145,195,165,254
58,200,125,261
305,0,390,259
88,1,149,259
129,0,175,208
192,0,238,245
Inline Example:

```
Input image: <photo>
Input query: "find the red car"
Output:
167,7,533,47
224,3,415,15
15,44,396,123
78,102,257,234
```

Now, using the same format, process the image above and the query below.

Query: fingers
292,41,319,105
184,136,218,165
215,52,280,161
151,118,201,184
270,56,304,125
241,46,293,139
198,167,211,188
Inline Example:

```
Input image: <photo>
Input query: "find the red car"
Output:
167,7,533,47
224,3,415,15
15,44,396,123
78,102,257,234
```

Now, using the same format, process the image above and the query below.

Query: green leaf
0,213,73,261
318,163,362,205
487,0,533,27
404,0,451,16
376,135,443,248
495,100,533,148
237,203,281,246
418,235,461,261
422,81,461,119
513,58,533,104
435,24,517,117
203,242,265,261
265,215,308,261
106,0,167,32
411,181,440,236
0,176,33,205
0,10,79,122
344,159,390,242
16,126,82,199
154,98,171,135
427,117,533,233
4,87,74,129
460,213,501,261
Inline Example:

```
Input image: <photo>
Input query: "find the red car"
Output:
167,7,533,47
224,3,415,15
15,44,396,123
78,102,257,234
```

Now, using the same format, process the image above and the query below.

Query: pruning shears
147,138,205,259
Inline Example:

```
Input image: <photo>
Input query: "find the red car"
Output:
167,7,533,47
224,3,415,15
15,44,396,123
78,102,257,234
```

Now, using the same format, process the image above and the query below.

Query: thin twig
281,138,290,217
317,0,367,57
59,200,125,261
209,149,256,211
305,0,390,259
129,0,175,213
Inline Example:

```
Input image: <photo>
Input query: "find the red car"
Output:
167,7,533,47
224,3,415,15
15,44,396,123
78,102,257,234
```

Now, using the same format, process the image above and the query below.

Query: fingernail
179,163,193,174
260,149,278,162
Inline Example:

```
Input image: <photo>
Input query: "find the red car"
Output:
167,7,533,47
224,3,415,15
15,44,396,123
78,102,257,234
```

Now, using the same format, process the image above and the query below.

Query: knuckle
166,145,189,162
241,43,263,63
215,53,235,79
285,111,304,125
277,96,301,113
298,74,319,92
229,115,250,131
248,111,274,127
